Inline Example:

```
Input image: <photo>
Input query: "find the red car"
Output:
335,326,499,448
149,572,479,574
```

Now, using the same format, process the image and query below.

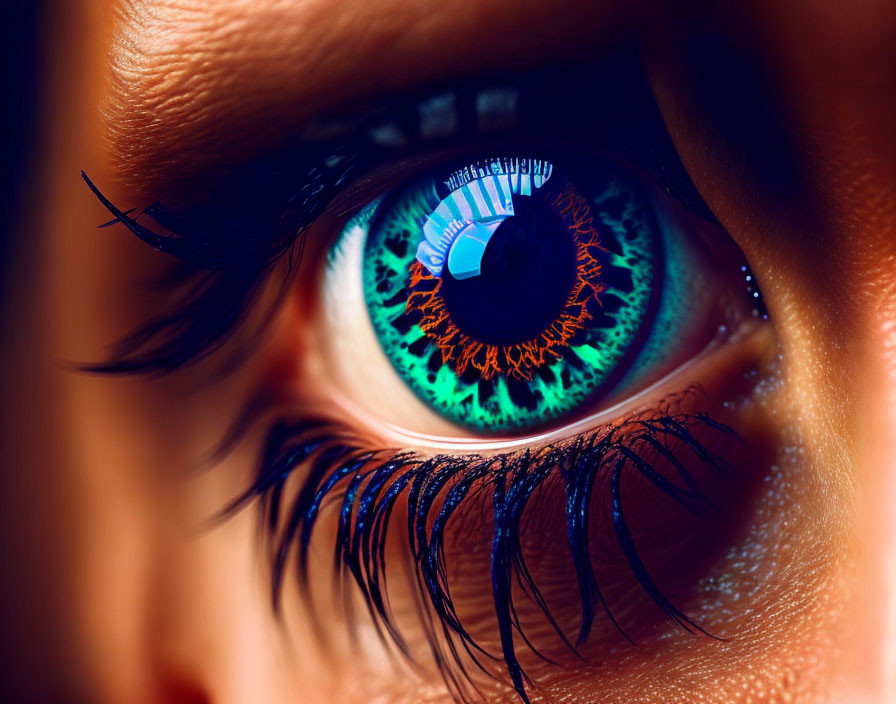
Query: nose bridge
830,230,896,703
146,523,340,704
874,285,896,702
854,134,896,701
138,497,406,704
766,4,896,697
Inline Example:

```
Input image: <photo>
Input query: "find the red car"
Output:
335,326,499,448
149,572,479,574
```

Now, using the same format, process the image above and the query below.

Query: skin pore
1,0,895,702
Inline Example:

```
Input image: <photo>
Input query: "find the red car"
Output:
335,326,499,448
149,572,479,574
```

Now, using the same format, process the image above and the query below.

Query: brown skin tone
1,0,895,702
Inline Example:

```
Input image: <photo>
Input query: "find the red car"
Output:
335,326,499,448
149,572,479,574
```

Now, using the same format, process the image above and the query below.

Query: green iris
336,155,673,433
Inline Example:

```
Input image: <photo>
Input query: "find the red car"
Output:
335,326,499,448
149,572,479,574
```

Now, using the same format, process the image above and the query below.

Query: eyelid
229,348,775,703
84,56,716,376
90,57,712,279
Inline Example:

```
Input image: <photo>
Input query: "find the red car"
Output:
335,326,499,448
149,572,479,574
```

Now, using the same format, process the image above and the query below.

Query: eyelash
219,398,741,704
83,58,764,702
80,150,353,373
81,59,719,375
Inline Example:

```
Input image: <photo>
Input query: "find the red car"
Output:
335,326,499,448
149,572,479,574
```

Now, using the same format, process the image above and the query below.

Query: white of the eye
321,212,466,437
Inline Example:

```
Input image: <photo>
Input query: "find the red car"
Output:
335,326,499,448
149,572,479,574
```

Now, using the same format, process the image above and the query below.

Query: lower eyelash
223,401,743,704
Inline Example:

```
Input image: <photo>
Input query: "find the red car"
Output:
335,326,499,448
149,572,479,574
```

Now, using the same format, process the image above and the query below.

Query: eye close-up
2,3,895,704
321,147,760,437
286,102,780,702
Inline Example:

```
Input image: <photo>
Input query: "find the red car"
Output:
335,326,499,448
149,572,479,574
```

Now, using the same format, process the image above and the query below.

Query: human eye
322,148,755,436
85,55,778,703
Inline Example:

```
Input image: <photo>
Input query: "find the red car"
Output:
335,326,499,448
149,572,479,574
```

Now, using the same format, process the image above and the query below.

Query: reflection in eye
327,150,735,434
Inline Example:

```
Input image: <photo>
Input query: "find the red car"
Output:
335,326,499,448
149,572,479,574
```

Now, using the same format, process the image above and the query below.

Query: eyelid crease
104,0,627,197
89,56,714,273
221,389,744,704
83,56,717,377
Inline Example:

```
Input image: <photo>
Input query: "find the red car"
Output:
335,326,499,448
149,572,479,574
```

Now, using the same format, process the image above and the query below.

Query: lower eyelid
438,399,770,634
201,95,780,698
228,314,780,702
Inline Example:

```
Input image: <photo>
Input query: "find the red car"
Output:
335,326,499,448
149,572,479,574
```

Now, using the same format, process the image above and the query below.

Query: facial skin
1,0,895,702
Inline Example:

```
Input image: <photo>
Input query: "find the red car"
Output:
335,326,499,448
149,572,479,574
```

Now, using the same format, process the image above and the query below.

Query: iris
350,154,665,432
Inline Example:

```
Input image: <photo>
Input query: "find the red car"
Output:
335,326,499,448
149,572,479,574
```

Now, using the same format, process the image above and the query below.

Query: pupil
439,195,577,346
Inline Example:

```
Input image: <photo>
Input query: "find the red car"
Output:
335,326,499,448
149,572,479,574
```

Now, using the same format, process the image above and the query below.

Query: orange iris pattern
406,190,606,382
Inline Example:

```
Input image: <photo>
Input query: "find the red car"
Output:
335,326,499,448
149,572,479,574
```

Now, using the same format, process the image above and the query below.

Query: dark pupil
439,195,577,346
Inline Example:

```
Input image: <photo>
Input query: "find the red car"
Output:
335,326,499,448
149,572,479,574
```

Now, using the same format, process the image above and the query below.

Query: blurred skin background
1,1,896,702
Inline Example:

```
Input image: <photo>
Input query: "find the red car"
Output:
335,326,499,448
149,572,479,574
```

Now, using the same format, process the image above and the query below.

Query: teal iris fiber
610,208,703,394
347,157,667,433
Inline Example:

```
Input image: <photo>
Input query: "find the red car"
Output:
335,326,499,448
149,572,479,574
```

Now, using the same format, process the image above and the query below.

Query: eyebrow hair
104,0,627,194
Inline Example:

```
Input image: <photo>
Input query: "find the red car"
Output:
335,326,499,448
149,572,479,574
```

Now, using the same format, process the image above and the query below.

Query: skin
1,0,895,702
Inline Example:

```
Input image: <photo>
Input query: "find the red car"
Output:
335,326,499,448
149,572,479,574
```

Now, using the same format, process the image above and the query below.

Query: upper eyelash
81,56,716,376
79,143,356,373
224,403,743,704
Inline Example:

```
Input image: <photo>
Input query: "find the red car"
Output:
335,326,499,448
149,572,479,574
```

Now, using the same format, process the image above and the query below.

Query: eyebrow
104,0,626,195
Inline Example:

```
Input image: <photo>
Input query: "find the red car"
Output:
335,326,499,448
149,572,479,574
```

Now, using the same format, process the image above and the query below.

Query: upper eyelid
82,57,717,376
80,80,545,374
104,0,623,194
89,81,533,266
91,59,714,270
